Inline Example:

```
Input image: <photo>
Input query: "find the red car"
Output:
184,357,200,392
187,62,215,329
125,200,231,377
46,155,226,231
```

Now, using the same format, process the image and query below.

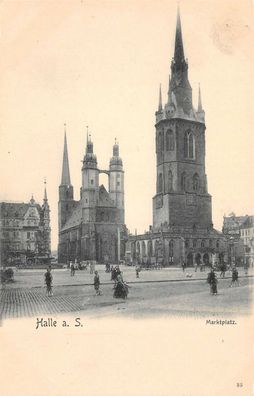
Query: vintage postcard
0,1,253,395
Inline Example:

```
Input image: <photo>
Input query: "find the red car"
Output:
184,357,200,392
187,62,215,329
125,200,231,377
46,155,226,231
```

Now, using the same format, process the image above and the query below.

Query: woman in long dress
113,274,129,299
207,268,218,295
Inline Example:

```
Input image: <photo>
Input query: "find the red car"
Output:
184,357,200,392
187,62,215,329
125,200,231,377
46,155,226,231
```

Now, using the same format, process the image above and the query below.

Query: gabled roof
241,216,254,229
0,202,42,219
61,202,82,231
98,185,115,207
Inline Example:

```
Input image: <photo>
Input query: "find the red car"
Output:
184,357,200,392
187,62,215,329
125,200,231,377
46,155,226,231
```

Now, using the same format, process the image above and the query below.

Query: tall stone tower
109,140,125,224
81,134,99,222
153,8,212,230
58,129,74,231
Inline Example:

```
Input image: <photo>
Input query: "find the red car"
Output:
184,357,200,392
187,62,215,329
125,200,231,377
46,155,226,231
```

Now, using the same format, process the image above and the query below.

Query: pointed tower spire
43,178,48,202
174,5,185,64
158,84,163,111
169,5,192,114
61,124,71,186
86,125,89,145
196,83,205,122
198,83,203,111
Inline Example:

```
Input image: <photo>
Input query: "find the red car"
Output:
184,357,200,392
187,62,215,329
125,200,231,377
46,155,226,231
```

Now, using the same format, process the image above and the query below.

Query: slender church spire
174,5,185,64
168,5,192,114
158,84,163,111
61,124,71,186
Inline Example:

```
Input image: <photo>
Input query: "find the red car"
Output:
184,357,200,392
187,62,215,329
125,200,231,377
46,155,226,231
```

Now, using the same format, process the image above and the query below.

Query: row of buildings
1,9,253,268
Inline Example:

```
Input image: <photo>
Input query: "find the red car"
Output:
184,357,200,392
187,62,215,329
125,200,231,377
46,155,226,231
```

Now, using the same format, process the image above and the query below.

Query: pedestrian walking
220,262,227,278
135,264,141,278
207,268,218,295
94,270,102,296
230,266,239,287
70,262,75,276
244,261,249,275
182,260,186,272
44,267,53,296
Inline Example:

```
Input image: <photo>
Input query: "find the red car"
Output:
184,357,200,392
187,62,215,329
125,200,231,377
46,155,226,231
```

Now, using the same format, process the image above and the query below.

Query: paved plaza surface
0,265,253,320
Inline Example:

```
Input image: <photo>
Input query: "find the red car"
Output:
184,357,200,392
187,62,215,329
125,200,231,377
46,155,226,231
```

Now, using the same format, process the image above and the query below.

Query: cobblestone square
1,266,253,321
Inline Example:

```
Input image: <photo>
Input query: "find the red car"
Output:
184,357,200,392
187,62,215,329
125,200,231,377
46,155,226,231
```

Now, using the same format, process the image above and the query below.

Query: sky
0,0,253,251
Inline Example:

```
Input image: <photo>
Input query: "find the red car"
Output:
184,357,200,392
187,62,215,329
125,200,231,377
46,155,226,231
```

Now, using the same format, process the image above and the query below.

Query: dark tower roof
110,139,123,167
174,7,185,64
168,7,192,115
83,133,97,168
61,128,71,186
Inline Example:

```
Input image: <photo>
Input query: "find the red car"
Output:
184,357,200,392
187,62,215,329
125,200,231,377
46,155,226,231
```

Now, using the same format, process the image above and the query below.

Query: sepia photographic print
0,1,253,395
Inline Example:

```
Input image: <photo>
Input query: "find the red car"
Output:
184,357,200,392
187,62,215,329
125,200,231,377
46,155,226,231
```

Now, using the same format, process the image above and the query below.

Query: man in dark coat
44,267,53,296
94,270,102,296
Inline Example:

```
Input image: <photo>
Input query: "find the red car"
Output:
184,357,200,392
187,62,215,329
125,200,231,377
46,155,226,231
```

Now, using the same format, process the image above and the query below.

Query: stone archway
195,253,201,265
203,253,209,265
147,240,153,257
141,241,146,257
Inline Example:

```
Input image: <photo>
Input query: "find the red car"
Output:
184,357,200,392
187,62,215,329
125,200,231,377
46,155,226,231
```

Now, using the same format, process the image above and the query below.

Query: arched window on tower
193,173,200,192
168,170,173,192
189,132,195,159
158,173,163,193
166,130,174,151
181,172,186,191
184,132,188,157
184,131,195,159
158,131,164,153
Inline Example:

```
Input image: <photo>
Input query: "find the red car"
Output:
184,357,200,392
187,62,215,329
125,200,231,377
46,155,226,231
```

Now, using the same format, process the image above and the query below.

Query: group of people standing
207,265,240,295
44,259,244,299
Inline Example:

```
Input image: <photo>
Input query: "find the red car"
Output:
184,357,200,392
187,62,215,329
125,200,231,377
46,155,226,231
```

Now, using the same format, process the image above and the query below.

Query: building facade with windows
57,133,127,264
126,9,226,267
240,216,254,266
222,213,249,236
0,189,51,267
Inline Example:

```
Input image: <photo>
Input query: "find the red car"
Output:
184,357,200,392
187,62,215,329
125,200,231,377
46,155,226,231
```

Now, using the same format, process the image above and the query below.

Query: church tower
153,8,212,230
81,134,99,222
109,140,125,224
58,127,74,231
